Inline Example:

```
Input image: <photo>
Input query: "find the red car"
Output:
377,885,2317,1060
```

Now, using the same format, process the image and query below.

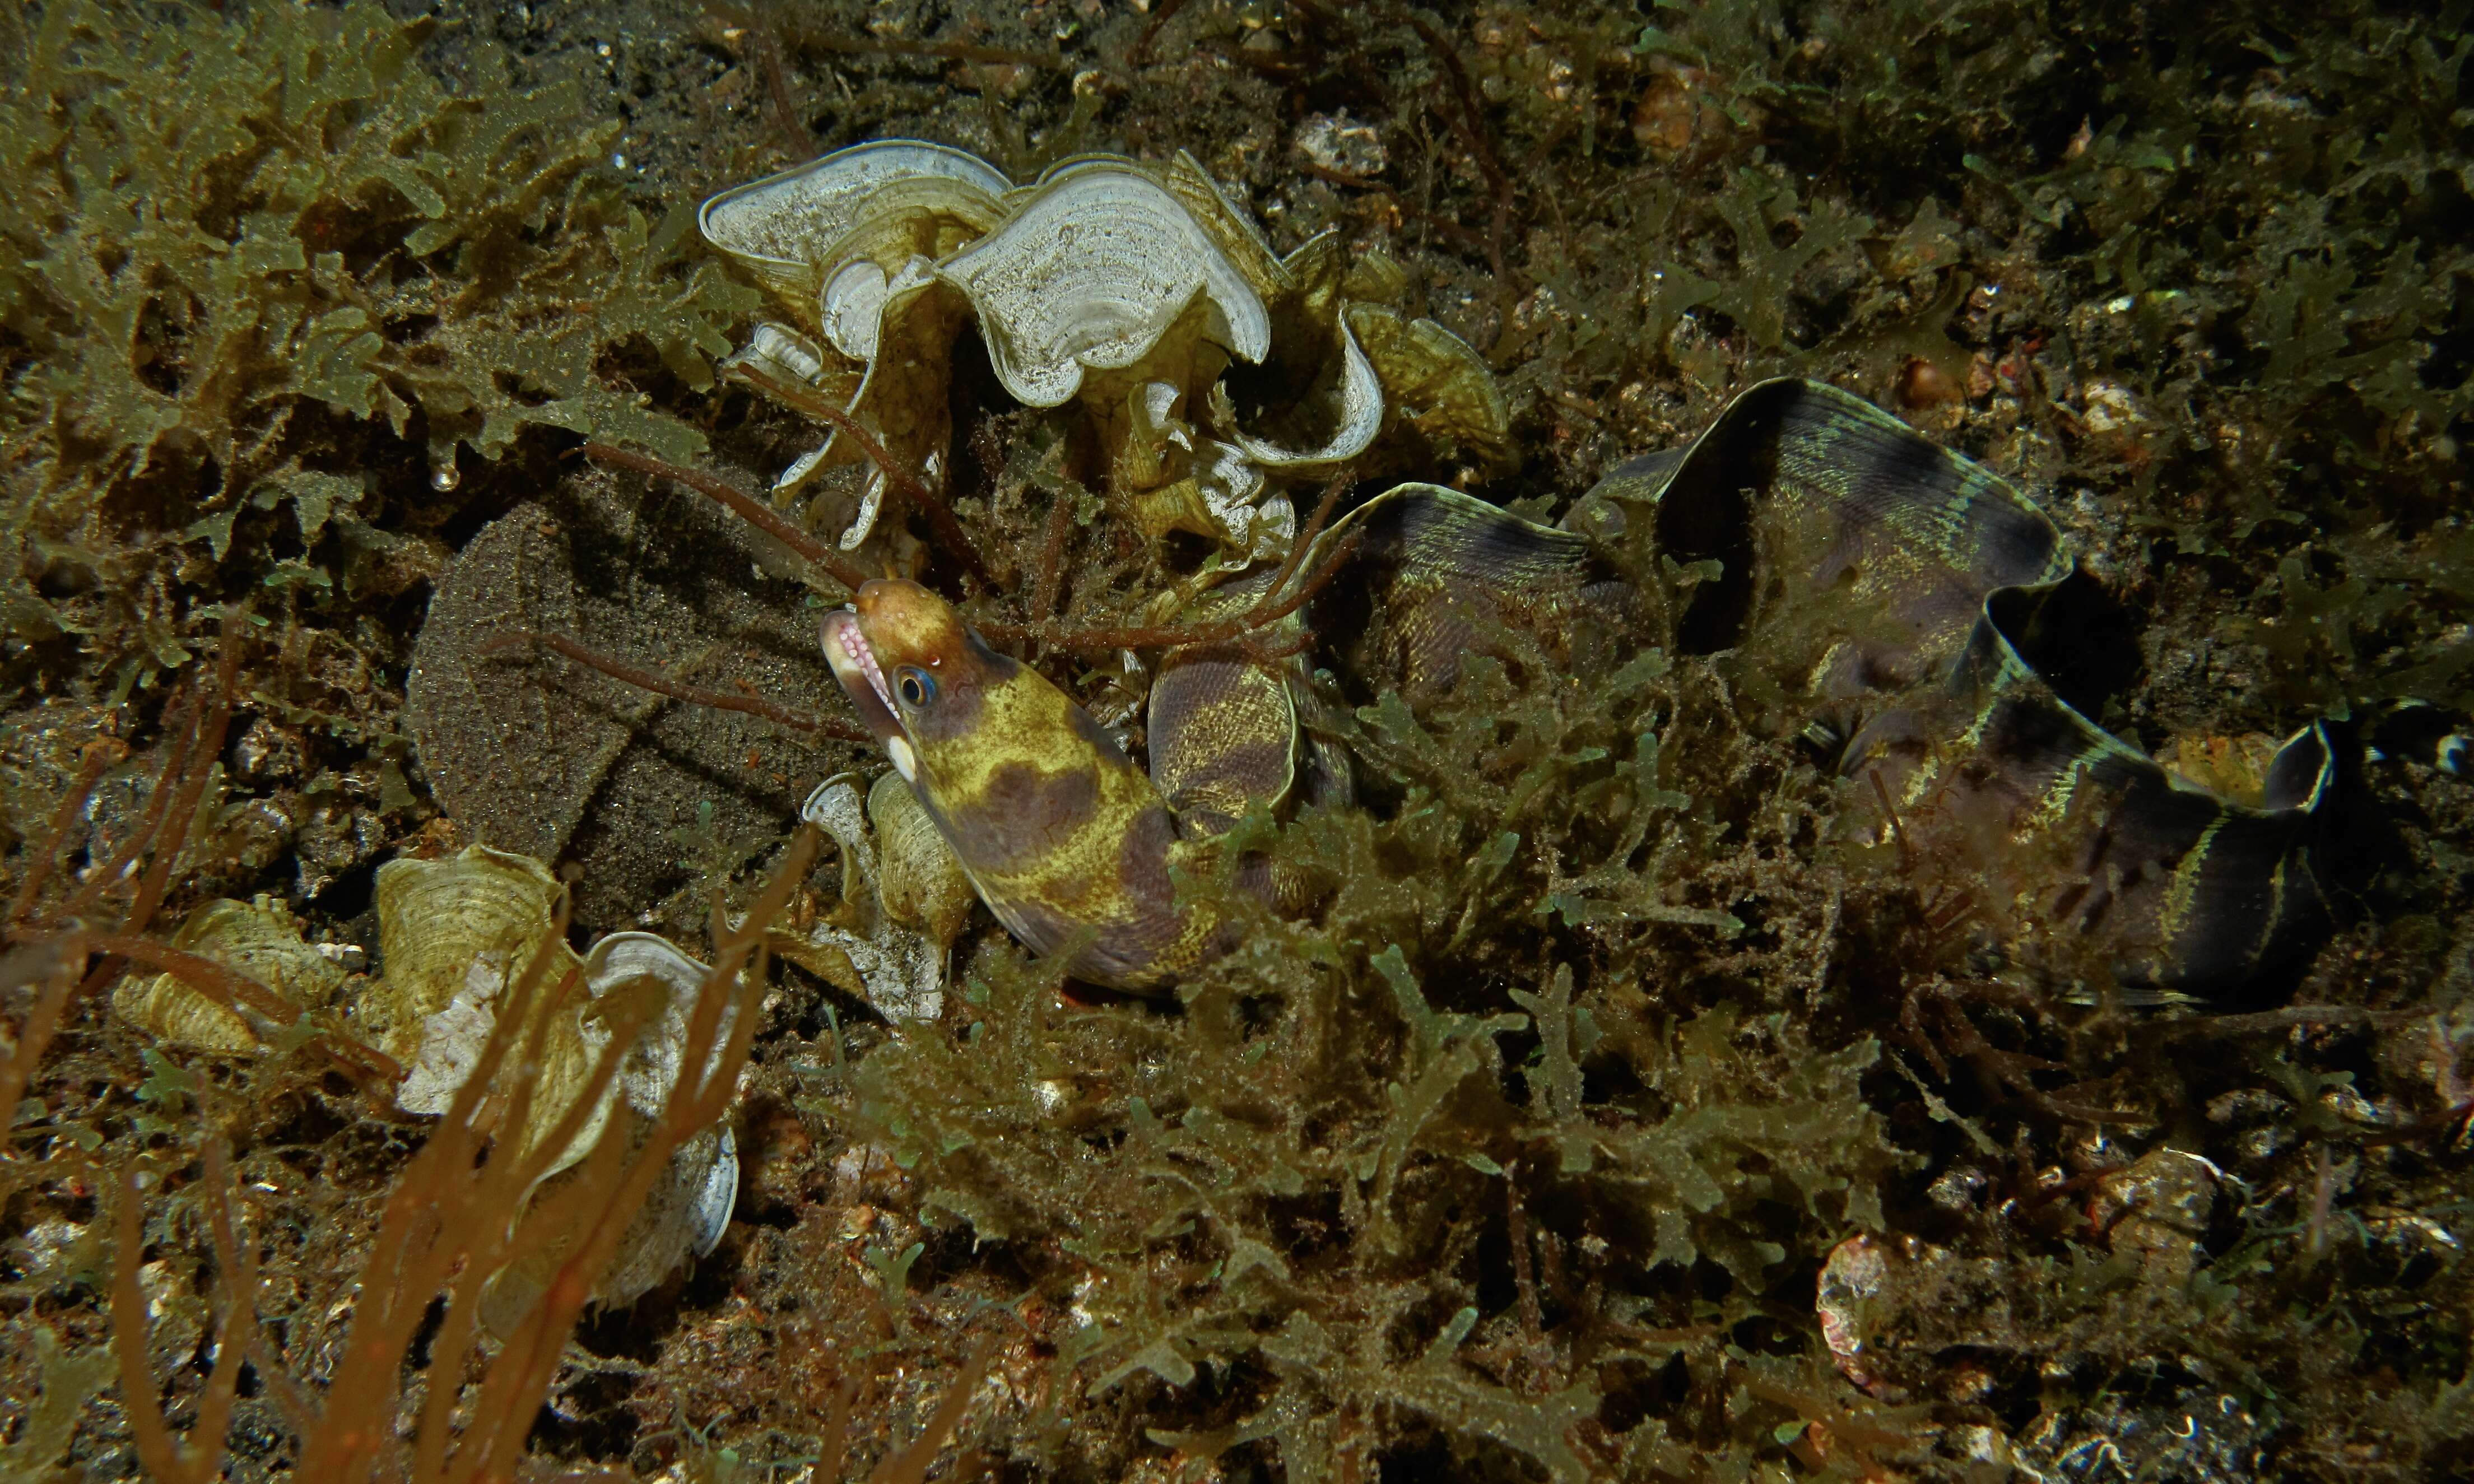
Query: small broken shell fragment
1114,379,1281,551
769,774,947,1022
112,896,347,1054
697,139,1008,329
1128,439,1289,556
721,321,837,389
1346,303,1513,471
937,160,1271,408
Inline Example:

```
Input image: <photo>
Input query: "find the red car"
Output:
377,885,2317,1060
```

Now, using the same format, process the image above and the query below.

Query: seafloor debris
110,895,348,1053
699,139,1508,556
364,846,738,1318
1818,1152,2224,1398
399,481,834,926
1815,1150,2250,1476
764,772,956,1023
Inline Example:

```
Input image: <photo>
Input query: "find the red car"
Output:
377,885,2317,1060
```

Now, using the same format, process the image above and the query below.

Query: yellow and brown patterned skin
820,379,2425,999
1144,484,1606,919
817,490,1601,993
1580,379,2349,993
822,580,1224,991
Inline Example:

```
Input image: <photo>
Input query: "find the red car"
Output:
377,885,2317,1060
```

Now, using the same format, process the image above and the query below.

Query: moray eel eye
896,667,936,708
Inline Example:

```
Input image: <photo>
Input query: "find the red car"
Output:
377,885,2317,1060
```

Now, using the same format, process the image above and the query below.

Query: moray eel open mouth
817,575,1206,990
820,579,958,786
821,609,899,741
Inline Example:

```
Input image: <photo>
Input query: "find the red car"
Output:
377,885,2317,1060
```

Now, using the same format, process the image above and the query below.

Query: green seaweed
830,625,1919,1476
0,0,756,652
2,0,2470,1478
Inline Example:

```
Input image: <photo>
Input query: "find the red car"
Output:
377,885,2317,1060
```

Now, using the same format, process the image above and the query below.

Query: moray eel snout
820,578,1008,787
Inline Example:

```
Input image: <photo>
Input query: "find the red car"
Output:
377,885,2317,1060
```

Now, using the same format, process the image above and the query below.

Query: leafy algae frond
3,0,2471,1478
0,0,756,645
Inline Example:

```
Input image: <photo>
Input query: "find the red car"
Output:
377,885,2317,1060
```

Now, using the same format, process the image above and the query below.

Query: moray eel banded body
1579,379,2459,994
818,486,1601,992
823,378,2457,996
822,581,1221,989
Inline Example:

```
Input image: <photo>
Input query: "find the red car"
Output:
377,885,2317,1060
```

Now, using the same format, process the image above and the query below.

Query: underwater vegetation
0,0,756,700
1,1,2470,1481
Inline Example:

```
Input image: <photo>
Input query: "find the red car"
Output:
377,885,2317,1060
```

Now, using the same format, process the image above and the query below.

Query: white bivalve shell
365,846,741,1326
937,160,1271,408
1222,310,1384,471
699,139,1516,560
697,139,1008,324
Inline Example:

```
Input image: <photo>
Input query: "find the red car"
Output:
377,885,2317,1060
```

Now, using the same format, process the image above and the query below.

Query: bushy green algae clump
1,1,2470,1481
841,627,1905,1479
0,0,755,691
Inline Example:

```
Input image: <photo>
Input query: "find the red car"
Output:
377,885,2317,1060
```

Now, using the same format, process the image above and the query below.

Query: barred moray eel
821,579,1217,989
819,487,1598,991
821,378,2458,996
1584,379,2360,993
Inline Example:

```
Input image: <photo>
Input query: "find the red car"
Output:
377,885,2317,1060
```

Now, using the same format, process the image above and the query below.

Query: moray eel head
820,578,1015,790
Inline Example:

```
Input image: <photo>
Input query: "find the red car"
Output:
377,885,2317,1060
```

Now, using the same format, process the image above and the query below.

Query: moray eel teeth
823,607,893,714
820,603,913,780
825,608,896,722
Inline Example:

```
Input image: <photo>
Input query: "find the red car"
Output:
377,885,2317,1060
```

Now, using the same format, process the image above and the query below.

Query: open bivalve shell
1219,311,1384,472
700,141,1514,560
867,769,977,950
366,846,740,1322
479,932,743,1336
697,139,1008,328
763,773,961,1024
479,1122,737,1337
938,159,1271,408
